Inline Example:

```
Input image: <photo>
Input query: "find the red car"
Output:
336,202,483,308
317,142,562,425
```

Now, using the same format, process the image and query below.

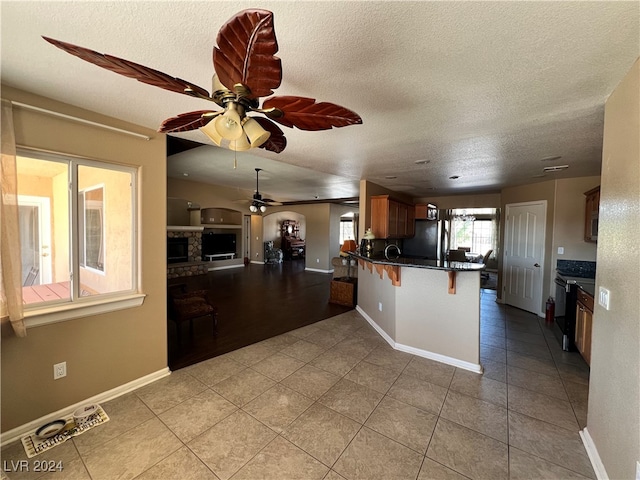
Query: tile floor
2,289,594,480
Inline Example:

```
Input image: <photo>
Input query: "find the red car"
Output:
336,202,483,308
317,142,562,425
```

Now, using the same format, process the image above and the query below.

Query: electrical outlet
53,362,66,380
378,302,383,312
316,258,320,263
557,247,564,254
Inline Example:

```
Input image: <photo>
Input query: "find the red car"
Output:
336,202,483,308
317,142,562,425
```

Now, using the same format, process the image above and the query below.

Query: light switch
557,247,564,255
598,287,610,310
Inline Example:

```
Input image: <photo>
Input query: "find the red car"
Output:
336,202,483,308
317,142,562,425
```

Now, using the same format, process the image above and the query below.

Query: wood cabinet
281,220,305,259
584,186,600,243
415,204,438,220
575,288,594,365
371,195,415,239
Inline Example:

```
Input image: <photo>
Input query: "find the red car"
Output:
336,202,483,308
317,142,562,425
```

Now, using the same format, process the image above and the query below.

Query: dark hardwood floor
167,260,352,370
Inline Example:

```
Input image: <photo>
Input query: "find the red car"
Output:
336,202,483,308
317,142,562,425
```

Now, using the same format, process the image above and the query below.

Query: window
339,213,355,245
16,149,137,309
450,208,498,257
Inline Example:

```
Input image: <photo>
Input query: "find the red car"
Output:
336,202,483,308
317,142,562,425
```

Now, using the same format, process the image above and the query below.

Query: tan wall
250,215,264,262
396,268,480,365
356,261,397,338
588,59,639,480
500,180,556,308
1,86,167,432
78,167,133,293
266,203,331,271
550,176,599,280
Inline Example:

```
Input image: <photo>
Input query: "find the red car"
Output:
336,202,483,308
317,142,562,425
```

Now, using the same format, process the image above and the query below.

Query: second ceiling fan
43,9,362,154
249,168,280,213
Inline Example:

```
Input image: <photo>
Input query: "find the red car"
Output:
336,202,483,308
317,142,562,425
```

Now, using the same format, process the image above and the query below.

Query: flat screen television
203,232,237,255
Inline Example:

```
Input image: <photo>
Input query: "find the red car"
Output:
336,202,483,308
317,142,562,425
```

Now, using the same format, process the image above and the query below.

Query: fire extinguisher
545,297,555,323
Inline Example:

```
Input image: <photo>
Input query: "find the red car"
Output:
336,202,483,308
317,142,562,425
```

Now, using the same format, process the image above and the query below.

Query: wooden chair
23,266,39,286
168,284,217,341
481,249,494,280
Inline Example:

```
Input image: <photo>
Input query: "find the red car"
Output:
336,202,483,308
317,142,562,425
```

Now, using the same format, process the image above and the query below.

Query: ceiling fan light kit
242,117,271,147
249,168,276,214
249,204,267,213
42,8,362,158
213,102,244,140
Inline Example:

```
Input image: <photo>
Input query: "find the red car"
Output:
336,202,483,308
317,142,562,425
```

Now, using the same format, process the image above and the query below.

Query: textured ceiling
1,1,638,202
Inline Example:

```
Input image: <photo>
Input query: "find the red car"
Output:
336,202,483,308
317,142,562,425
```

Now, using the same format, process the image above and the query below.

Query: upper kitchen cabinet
371,195,415,239
584,186,600,243
415,203,438,220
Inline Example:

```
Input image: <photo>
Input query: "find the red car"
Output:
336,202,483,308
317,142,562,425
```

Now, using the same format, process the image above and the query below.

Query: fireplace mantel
167,226,205,232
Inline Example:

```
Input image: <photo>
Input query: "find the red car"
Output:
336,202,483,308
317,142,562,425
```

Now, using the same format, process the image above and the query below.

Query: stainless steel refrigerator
402,211,449,260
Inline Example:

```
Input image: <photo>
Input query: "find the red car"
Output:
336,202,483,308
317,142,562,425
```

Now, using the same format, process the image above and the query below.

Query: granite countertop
558,271,596,297
556,265,596,297
350,253,485,272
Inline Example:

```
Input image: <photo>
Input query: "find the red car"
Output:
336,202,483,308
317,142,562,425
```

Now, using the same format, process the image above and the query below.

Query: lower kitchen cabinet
575,289,594,366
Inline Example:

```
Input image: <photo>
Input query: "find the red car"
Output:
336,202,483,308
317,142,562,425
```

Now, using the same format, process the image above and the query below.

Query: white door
18,195,53,284
503,201,546,315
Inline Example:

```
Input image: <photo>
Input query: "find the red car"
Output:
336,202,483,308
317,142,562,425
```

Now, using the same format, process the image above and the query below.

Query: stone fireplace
167,226,208,278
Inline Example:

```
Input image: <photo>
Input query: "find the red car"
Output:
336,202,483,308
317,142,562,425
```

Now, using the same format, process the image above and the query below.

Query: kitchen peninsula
353,254,485,373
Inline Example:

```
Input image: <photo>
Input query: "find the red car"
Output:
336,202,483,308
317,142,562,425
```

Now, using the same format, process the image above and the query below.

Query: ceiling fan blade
42,36,211,98
253,117,287,153
263,96,362,131
159,110,220,133
213,9,282,99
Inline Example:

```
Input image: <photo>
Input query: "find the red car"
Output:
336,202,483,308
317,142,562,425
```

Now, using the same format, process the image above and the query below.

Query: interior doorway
502,201,546,315
18,195,52,285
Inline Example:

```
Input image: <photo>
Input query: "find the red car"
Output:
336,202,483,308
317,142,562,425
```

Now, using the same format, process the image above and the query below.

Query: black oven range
554,271,595,351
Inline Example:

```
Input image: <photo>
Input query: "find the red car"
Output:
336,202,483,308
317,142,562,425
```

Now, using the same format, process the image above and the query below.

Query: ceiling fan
42,9,362,154
249,168,280,213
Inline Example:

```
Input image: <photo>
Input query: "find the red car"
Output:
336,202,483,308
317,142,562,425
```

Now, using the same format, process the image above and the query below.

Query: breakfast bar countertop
349,253,486,272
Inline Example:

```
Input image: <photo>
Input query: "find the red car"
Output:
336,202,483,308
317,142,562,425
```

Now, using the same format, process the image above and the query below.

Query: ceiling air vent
543,165,569,173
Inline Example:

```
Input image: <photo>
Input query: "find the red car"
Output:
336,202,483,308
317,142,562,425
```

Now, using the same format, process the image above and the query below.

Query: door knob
42,253,49,257
534,263,540,267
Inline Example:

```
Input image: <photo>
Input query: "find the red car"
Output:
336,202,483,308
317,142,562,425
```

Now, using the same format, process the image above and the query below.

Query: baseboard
0,367,170,447
395,343,483,374
356,306,395,347
207,263,245,271
304,267,332,274
356,306,483,374
580,427,609,480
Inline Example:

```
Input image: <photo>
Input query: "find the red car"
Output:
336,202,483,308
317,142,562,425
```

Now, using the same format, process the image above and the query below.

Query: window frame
17,147,144,328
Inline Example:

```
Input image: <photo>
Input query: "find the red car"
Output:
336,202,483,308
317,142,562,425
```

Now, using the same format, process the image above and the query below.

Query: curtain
0,100,26,337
